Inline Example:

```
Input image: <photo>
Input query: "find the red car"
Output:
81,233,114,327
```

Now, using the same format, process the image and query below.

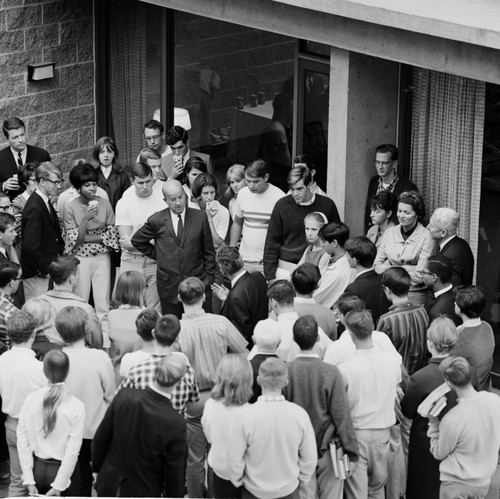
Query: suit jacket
365,175,418,231
0,145,50,199
93,387,187,497
131,207,220,304
160,149,213,181
424,288,462,326
344,269,390,324
21,191,64,278
221,271,269,345
439,236,474,286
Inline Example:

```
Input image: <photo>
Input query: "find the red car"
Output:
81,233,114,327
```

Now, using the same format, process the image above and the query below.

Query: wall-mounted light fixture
27,62,56,82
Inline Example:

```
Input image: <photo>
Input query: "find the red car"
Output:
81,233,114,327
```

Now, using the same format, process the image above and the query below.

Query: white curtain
411,68,485,268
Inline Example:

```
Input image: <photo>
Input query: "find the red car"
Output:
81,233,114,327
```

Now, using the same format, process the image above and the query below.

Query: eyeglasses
144,134,163,142
45,179,63,187
13,275,22,281
374,160,394,167
0,206,11,212
422,270,435,277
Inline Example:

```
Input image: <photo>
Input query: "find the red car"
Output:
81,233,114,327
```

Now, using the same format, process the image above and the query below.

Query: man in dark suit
428,207,474,286
213,245,268,345
161,125,213,181
365,144,418,230
21,162,64,301
344,236,390,324
0,117,50,200
132,179,220,317
92,354,188,498
422,255,461,326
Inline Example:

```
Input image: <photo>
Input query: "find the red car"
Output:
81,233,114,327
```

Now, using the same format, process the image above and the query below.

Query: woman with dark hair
63,163,119,333
401,317,458,499
374,190,434,304
17,349,85,496
92,136,130,211
366,191,397,247
183,156,207,209
192,172,229,248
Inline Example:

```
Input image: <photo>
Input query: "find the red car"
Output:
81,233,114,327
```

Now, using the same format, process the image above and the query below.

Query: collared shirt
258,395,285,402
0,346,46,418
0,292,19,347
231,269,246,288
118,352,199,415
457,317,481,333
149,385,173,400
376,174,400,194
439,234,457,252
100,165,112,179
11,147,26,166
170,209,186,236
17,385,85,491
434,284,453,299
177,311,248,391
297,193,316,207
35,188,51,212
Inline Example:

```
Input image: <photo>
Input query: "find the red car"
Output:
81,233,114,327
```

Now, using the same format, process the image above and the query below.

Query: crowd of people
0,115,497,499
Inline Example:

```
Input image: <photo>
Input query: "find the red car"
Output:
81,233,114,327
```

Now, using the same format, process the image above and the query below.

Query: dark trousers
78,438,93,496
34,455,81,496
208,467,242,498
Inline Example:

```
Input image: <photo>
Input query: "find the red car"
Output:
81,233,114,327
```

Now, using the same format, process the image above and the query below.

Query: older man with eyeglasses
21,162,64,300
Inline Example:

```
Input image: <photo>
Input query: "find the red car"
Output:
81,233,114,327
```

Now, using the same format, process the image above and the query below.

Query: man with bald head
428,207,474,285
131,179,220,317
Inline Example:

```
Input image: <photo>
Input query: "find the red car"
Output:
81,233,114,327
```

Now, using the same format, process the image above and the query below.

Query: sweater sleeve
427,416,460,461
226,418,247,487
298,414,318,483
263,202,284,280
328,369,359,461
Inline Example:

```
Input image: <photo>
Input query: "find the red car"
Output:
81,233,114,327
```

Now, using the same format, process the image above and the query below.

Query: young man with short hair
344,236,390,324
0,212,18,263
21,162,64,300
264,164,340,281
291,263,337,339
93,354,188,497
214,245,268,345
116,162,166,311
285,315,359,499
338,310,402,499
40,254,102,348
0,260,21,348
0,117,51,200
249,318,281,403
428,356,500,499
227,357,317,499
377,267,429,376
58,306,114,496
422,254,461,325
313,223,356,309
177,276,248,498
0,311,46,496
162,125,213,181
229,159,285,273
138,147,164,184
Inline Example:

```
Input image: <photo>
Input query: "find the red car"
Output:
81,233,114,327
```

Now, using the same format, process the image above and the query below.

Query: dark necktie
177,214,183,242
17,152,22,169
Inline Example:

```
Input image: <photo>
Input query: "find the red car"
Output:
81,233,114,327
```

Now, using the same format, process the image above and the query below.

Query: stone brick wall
0,0,95,173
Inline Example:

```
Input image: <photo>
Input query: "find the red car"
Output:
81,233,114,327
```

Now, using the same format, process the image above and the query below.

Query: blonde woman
17,349,85,496
202,354,253,498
